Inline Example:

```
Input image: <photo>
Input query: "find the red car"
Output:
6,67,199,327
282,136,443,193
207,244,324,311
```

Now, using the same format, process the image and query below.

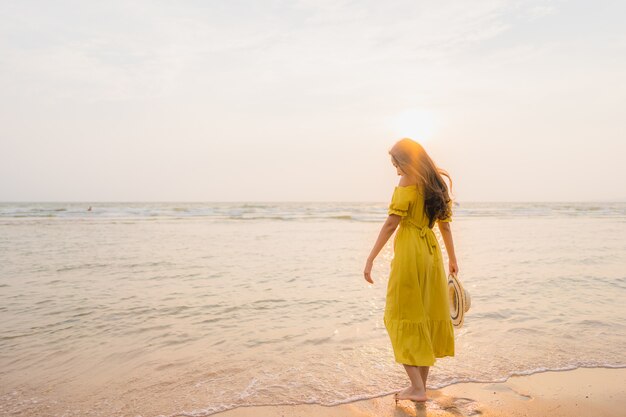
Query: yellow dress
384,184,455,366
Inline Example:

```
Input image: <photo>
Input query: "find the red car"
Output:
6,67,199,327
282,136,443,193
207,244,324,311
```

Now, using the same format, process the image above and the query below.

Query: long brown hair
389,138,453,228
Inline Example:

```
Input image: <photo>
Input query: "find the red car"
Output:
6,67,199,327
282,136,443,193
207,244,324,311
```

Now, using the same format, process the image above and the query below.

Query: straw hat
448,273,471,328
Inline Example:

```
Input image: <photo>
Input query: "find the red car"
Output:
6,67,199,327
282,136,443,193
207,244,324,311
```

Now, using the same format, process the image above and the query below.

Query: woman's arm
437,221,459,275
363,215,401,284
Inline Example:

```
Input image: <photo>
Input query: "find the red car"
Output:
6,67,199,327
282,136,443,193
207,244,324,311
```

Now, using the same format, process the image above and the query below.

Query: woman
363,138,458,404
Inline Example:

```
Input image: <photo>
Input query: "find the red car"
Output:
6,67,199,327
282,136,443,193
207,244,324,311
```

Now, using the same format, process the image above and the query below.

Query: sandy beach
214,367,626,417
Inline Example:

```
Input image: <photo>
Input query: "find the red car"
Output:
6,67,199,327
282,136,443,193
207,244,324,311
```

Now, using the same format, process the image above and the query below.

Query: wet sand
213,367,626,417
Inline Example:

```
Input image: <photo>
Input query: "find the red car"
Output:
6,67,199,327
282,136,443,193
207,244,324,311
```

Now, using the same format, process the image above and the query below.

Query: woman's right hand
449,258,459,276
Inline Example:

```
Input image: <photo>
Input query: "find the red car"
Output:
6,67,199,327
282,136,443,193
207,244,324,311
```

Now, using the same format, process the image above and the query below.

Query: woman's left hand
363,258,374,284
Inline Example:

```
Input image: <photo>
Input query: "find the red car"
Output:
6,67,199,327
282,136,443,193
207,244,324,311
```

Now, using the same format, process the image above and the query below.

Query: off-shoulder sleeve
387,187,411,217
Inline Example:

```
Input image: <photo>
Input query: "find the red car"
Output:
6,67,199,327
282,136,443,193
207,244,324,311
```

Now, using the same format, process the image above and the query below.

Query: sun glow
388,108,439,142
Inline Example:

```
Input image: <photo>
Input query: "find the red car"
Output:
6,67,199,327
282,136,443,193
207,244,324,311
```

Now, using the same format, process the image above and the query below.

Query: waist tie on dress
399,218,438,255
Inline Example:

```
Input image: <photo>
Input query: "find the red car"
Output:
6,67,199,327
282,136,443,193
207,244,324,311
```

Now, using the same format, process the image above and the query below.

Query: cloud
527,4,556,19
0,0,559,103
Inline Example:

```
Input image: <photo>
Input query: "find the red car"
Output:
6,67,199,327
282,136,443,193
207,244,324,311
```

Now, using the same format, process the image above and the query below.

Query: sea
1,201,625,416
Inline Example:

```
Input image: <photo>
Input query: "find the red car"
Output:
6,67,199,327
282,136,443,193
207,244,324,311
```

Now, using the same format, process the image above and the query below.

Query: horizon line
1,200,625,204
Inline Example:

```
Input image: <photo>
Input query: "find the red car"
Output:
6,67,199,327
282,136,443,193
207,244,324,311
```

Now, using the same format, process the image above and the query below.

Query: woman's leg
402,364,426,392
419,366,430,389
395,364,428,401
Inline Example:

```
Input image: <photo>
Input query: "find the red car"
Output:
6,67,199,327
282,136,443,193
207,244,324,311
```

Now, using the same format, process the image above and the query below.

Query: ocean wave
1,202,624,220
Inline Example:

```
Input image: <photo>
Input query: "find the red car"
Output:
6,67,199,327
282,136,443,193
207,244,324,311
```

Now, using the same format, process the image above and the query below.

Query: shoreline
212,366,626,417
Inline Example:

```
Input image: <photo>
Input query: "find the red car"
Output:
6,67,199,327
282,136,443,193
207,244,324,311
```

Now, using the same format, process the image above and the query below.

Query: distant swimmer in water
87,206,92,211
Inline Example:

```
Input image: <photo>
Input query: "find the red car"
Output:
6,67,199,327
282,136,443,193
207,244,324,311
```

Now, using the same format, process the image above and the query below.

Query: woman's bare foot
394,385,428,403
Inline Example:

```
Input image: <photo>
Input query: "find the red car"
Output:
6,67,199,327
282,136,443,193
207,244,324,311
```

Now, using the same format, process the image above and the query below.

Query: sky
0,0,624,202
